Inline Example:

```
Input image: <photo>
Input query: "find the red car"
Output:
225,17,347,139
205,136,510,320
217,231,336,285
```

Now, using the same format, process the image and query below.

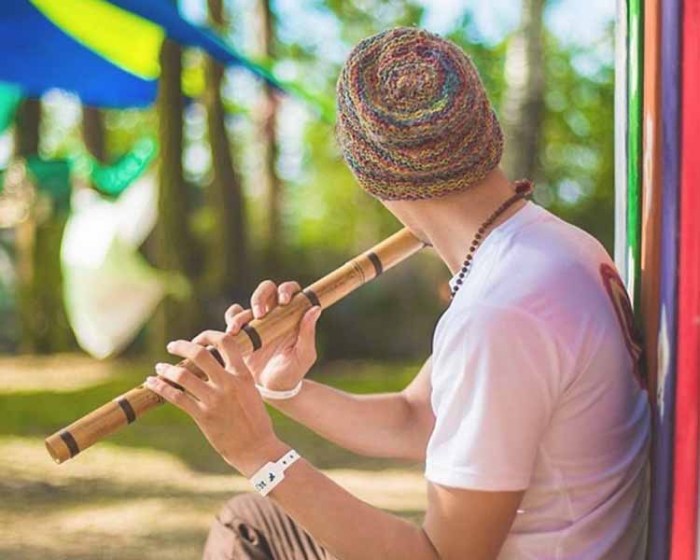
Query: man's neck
423,171,528,275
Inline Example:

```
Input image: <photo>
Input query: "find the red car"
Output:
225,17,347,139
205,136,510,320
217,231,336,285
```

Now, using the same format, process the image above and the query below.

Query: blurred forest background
0,0,615,361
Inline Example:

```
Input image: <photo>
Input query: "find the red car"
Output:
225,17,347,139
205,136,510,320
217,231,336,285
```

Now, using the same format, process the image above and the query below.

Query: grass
0,354,427,559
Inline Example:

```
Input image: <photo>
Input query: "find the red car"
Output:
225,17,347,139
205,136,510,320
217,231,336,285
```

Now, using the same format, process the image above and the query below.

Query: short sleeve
425,304,561,491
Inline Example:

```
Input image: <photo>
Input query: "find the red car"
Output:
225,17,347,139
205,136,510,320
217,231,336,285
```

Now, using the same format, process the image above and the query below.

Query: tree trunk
204,0,248,296
149,38,198,354
14,99,74,353
501,0,547,181
15,99,44,353
255,0,282,272
15,207,74,353
82,105,106,162
14,99,40,157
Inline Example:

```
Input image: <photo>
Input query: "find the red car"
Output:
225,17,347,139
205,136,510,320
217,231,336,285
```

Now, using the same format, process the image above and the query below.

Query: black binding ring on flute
117,398,137,424
209,347,225,366
302,289,321,307
242,324,262,351
60,431,80,458
367,252,383,278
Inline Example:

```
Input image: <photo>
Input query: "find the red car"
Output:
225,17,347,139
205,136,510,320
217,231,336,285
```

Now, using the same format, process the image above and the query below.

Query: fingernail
253,305,262,318
145,376,156,385
166,341,174,351
281,293,290,304
155,363,165,373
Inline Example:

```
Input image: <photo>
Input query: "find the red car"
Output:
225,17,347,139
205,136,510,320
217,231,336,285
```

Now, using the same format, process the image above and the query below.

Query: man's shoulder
518,208,611,273
486,212,615,313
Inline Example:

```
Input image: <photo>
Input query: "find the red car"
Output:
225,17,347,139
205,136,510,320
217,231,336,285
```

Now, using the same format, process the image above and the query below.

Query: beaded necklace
450,179,534,299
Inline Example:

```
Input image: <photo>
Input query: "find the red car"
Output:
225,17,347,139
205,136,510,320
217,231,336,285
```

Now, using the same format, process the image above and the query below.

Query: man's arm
223,279,435,461
148,333,524,560
269,356,435,461
258,443,523,560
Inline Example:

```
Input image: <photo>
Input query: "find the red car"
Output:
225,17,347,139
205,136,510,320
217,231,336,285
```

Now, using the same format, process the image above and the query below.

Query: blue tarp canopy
0,0,280,107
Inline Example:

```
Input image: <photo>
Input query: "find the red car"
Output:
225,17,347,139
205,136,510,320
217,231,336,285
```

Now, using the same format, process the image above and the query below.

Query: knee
203,493,272,559
217,492,274,527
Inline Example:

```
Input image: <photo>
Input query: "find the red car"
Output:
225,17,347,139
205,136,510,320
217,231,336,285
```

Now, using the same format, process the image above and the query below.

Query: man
145,27,651,559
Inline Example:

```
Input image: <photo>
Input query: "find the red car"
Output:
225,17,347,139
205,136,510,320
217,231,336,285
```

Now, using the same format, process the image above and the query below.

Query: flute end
45,432,74,464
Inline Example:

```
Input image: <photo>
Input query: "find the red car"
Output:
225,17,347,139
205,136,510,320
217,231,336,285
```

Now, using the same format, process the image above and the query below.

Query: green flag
0,83,22,133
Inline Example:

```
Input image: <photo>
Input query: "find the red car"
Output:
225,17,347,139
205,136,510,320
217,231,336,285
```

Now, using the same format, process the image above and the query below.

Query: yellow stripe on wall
31,0,164,80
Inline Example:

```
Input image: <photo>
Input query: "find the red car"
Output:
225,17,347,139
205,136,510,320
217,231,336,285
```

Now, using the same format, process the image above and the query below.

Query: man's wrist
231,437,292,478
249,449,301,496
257,379,304,401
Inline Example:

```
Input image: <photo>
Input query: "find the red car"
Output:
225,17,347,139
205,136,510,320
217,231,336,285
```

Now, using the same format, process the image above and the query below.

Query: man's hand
224,280,322,392
145,333,289,476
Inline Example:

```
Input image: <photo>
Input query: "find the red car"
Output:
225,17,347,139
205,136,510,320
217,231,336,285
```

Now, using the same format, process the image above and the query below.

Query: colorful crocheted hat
336,27,504,201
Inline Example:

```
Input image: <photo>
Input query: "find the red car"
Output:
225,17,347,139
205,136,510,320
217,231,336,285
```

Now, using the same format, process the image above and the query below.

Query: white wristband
255,380,303,400
250,449,300,496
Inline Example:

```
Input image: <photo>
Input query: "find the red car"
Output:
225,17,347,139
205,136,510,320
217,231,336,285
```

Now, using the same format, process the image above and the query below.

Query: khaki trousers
203,493,337,560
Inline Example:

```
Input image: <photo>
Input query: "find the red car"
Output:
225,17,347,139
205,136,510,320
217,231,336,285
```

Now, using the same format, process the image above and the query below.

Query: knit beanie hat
335,27,504,201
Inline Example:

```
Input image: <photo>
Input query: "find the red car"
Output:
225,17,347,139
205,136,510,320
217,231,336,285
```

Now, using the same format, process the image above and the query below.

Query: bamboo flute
45,228,425,464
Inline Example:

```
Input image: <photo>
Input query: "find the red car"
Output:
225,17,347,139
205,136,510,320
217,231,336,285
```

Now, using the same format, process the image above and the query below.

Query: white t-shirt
425,201,651,560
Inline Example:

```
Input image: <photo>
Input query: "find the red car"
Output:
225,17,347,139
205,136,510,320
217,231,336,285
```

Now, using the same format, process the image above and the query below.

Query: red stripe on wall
670,1,700,558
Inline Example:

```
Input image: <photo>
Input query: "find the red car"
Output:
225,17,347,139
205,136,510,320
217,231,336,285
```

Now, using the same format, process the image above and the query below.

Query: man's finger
278,281,302,305
167,339,225,383
193,330,251,381
250,280,278,319
224,303,244,325
295,306,322,362
225,308,254,334
145,376,201,418
155,362,212,401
